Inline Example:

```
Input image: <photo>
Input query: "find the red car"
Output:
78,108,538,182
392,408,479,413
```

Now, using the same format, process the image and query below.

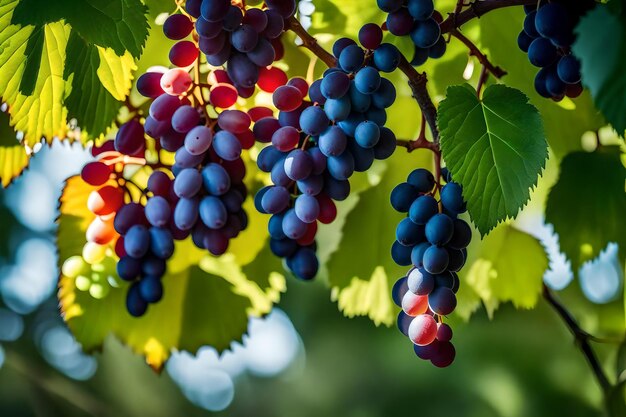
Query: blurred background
0,141,621,417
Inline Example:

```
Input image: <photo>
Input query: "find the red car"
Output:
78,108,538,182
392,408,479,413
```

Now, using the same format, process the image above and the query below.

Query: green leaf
326,150,432,326
0,108,29,187
573,4,626,134
438,83,548,235
57,176,285,370
11,0,148,58
545,147,626,272
462,225,548,317
478,6,605,158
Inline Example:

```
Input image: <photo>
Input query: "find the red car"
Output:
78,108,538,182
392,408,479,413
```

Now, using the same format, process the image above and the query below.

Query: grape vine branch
286,2,616,398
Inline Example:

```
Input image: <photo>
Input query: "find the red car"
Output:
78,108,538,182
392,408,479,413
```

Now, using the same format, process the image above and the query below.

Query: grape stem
439,0,539,34
285,16,338,68
542,284,612,395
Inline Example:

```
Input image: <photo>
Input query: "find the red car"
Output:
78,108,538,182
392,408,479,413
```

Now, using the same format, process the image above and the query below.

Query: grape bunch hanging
390,169,472,367
517,0,595,100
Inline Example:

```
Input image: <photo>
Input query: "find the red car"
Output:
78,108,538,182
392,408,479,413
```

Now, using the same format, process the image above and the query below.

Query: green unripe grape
75,275,92,291
89,283,110,299
82,242,107,265
61,256,87,278
91,272,104,283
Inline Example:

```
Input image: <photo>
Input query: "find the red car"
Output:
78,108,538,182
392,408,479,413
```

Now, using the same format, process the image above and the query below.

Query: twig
542,284,612,394
451,29,506,79
476,64,489,96
284,16,337,68
439,0,539,33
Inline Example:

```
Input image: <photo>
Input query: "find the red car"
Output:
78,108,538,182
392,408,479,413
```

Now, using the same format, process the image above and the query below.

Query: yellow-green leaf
0,108,29,187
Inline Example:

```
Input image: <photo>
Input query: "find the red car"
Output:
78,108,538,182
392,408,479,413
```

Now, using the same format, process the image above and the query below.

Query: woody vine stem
286,0,614,399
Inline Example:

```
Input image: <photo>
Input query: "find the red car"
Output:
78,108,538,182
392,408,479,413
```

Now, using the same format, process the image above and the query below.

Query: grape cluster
377,0,446,66
517,1,594,100
62,245,120,300
182,0,294,96
389,168,472,367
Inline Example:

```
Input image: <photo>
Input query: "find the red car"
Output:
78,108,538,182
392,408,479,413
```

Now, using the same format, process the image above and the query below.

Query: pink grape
408,314,438,346
210,83,238,108
169,41,198,67
160,68,193,96
81,162,111,186
217,110,251,134
401,291,429,316
272,85,303,112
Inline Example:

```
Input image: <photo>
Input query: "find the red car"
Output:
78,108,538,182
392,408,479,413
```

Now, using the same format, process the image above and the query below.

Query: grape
199,32,227,55
557,54,581,84
201,0,231,22
62,256,88,278
82,242,107,265
174,197,199,230
371,78,396,108
440,182,465,214
425,214,454,246
428,37,447,59
409,195,438,225
407,168,435,192
253,117,282,143
115,119,145,155
270,158,291,186
139,276,164,303
408,0,434,20
396,218,425,246
534,67,551,98
324,96,351,122
142,256,166,277
523,11,539,37
309,147,328,175
81,162,111,186
300,106,329,136
163,14,193,40
114,203,145,235
545,68,566,96
447,248,465,272
149,227,175,259
160,129,185,152
87,186,123,216
184,125,213,155
373,43,400,73
436,323,453,342
422,245,449,274
321,71,350,99
248,37,276,67
169,41,198,67
289,247,319,280
137,72,164,98
263,9,284,39
413,342,437,360
279,105,305,129
316,193,337,223
377,0,404,13
261,186,290,214
411,46,429,66
160,68,193,96
411,242,429,268
397,312,413,337
223,5,244,31
217,110,251,134
124,225,150,259
410,18,441,48
392,276,409,307
428,287,457,315
327,151,355,181
402,291,429,316
294,194,319,223
117,256,141,281
150,94,181,121
349,141,375,172
319,126,347,157
270,126,299,151
265,0,296,18
358,23,383,50
386,8,414,36
227,53,259,88
348,83,371,113
391,240,413,266
144,116,170,139
210,84,238,109
282,209,307,239
535,3,571,41
232,24,259,53
338,44,365,72
248,106,274,122
145,196,171,228
126,283,148,317
354,67,381,95
528,37,557,67
273,85,303,112
171,105,200,133
284,149,313,181
212,131,242,161
517,30,533,53
198,196,227,230
202,163,231,195
448,219,472,250
430,341,455,367
390,182,419,212
354,121,380,148
147,171,172,198
407,268,435,295
205,42,232,67
408,314,438,345
258,66,288,93
185,0,202,17
196,17,223,38
373,127,396,159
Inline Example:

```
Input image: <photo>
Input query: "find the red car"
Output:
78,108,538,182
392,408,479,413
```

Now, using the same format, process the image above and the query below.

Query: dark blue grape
282,209,308,239
268,213,286,239
428,287,456,315
386,8,414,36
390,182,419,212
557,55,581,84
126,283,148,317
546,67,566,96
227,52,259,88
534,67,551,98
196,18,222,38
347,140,375,172
339,44,365,73
173,168,202,199
332,37,357,58
391,240,412,266
125,225,150,259
410,18,441,49
174,197,199,230
448,219,472,250
295,194,320,223
354,121,380,148
392,276,409,307
409,195,438,225
523,11,539,37
284,149,313,181
517,30,533,53
446,248,466,272
289,247,319,280
297,175,324,196
300,106,329,136
397,312,413,337
145,196,171,228
377,0,404,13
408,0,434,20
535,3,572,42
423,245,449,274
349,82,371,113
248,38,276,67
149,227,175,259
373,43,400,73
222,5,243,31
117,256,141,281
324,96,352,122
373,126,396,159
139,276,164,303
141,256,166,277
411,242,430,268
528,37,557,67
213,131,242,161
337,112,365,136
428,37,446,59
319,126,347,157
407,168,435,192
440,182,465,214
321,71,351,99
185,0,202,18
309,79,326,104
425,214,454,246
261,186,290,214
202,163,231,196
354,66,381,95
324,175,350,201
199,196,228,229
327,151,355,180
407,268,435,295
270,237,298,258
396,218,425,246
411,46,429,66
201,0,230,22
372,78,396,108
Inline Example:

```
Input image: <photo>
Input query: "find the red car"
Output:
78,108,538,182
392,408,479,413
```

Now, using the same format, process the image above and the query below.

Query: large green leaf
0,0,144,144
479,6,605,158
573,4,626,135
0,108,28,187
462,225,548,317
326,150,432,326
545,147,626,272
438,83,548,235
57,176,285,370
11,0,148,58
